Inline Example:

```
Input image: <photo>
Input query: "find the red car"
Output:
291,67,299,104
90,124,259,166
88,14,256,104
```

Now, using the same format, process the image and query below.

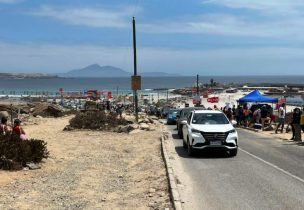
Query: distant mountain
60,64,181,78
62,64,131,78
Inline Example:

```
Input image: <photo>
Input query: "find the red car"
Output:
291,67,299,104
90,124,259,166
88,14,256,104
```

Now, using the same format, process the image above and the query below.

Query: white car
182,110,238,156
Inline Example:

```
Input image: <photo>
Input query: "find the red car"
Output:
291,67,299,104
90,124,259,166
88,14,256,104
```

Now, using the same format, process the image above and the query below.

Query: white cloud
139,14,304,39
202,0,304,15
1,42,304,75
0,0,23,3
30,5,141,28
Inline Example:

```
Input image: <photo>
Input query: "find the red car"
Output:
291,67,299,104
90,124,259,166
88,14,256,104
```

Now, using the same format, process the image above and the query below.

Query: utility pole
132,17,139,122
166,89,169,102
196,74,200,106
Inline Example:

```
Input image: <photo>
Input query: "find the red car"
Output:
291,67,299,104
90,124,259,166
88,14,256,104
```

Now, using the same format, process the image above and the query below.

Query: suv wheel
178,129,183,138
187,139,194,156
183,139,187,148
229,148,238,157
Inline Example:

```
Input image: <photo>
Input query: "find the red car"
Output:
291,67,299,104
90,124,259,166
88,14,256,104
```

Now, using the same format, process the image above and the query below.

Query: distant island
59,64,181,78
0,64,181,79
0,73,58,79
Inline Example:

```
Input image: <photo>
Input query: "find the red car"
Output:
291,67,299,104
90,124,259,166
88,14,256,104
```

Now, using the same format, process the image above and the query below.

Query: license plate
210,141,222,145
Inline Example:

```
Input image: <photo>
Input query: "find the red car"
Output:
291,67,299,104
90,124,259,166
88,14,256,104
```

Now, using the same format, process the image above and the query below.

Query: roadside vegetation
68,111,129,130
0,134,49,170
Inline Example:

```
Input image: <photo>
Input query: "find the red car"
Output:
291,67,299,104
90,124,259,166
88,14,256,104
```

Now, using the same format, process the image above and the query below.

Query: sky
1,0,304,75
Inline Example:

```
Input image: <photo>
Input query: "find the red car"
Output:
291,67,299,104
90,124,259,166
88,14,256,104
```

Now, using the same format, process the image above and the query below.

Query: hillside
63,64,130,78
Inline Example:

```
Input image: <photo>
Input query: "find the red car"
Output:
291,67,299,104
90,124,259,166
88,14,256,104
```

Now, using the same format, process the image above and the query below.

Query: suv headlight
228,129,236,134
191,128,201,133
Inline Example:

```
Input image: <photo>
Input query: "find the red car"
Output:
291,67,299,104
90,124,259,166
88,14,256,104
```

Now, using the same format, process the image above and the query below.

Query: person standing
260,105,268,130
292,107,302,141
243,106,251,127
275,103,286,134
301,107,304,133
253,108,261,124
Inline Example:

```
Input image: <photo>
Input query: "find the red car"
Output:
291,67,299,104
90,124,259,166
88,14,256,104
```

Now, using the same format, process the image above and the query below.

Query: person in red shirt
12,119,27,139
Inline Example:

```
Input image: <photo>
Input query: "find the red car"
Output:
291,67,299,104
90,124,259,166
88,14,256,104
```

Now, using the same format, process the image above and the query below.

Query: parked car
161,105,171,118
182,110,238,156
166,109,179,125
176,106,205,138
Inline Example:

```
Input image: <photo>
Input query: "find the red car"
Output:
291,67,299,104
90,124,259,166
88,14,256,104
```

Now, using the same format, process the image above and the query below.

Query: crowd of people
218,103,304,142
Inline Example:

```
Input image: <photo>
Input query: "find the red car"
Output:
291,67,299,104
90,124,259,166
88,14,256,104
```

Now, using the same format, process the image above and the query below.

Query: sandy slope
0,116,172,210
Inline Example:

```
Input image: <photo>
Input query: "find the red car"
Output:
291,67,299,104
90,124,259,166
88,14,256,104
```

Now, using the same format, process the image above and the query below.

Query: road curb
161,132,183,210
238,126,259,132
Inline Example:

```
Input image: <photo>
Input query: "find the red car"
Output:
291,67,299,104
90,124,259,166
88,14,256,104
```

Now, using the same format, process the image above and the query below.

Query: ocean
0,75,304,95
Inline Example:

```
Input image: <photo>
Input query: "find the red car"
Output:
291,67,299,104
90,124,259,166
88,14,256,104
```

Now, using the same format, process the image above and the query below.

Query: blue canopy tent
239,90,278,103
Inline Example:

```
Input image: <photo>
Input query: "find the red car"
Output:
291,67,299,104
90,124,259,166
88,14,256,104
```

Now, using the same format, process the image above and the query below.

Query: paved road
165,123,304,210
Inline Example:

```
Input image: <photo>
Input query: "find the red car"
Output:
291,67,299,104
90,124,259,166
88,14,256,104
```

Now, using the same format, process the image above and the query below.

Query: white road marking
239,147,304,184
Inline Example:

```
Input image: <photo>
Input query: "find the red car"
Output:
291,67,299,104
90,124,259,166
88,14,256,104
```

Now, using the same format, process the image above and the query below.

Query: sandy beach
0,115,172,210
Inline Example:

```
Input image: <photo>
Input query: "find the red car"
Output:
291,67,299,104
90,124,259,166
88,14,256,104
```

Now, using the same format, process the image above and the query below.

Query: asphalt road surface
165,123,304,210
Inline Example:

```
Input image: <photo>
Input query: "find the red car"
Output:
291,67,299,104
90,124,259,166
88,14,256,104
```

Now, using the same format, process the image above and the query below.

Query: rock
138,119,150,124
26,162,41,170
264,125,274,131
35,115,43,118
149,188,156,193
130,124,139,129
129,129,144,134
147,118,154,124
150,116,159,120
140,123,150,130
114,125,134,133
0,111,9,119
33,103,65,118
63,125,75,131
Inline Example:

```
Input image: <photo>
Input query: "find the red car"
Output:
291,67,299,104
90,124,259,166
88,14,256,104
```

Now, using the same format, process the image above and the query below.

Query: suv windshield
192,113,229,125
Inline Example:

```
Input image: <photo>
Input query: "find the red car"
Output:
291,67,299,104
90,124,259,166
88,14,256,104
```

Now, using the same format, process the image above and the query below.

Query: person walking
275,103,286,134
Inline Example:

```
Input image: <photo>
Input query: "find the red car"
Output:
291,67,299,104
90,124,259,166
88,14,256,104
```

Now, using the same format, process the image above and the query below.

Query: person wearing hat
12,119,27,140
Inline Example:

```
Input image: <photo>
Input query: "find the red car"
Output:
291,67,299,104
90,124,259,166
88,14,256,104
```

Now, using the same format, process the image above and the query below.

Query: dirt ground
0,116,172,210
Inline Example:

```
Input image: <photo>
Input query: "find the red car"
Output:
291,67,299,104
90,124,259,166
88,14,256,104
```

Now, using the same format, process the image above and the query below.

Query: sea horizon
0,75,304,95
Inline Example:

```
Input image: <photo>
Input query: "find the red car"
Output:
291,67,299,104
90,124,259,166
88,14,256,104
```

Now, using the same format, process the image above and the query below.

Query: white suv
182,110,238,156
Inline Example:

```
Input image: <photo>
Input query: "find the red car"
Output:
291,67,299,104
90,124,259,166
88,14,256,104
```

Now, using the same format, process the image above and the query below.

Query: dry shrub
0,134,49,170
69,111,128,130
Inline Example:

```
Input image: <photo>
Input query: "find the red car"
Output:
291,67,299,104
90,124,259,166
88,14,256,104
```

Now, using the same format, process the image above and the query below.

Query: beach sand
0,116,172,210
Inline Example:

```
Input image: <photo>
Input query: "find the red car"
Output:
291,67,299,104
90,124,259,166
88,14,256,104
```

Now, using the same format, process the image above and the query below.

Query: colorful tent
239,90,278,103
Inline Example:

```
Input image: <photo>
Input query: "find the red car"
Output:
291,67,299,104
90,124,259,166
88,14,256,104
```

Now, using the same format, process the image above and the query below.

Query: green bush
0,134,49,170
69,111,128,130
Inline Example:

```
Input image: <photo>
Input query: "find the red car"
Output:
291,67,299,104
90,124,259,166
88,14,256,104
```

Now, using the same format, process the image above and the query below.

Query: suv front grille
201,132,228,142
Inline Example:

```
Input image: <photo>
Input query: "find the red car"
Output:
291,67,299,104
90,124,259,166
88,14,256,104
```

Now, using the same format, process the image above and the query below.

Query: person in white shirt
275,103,285,133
